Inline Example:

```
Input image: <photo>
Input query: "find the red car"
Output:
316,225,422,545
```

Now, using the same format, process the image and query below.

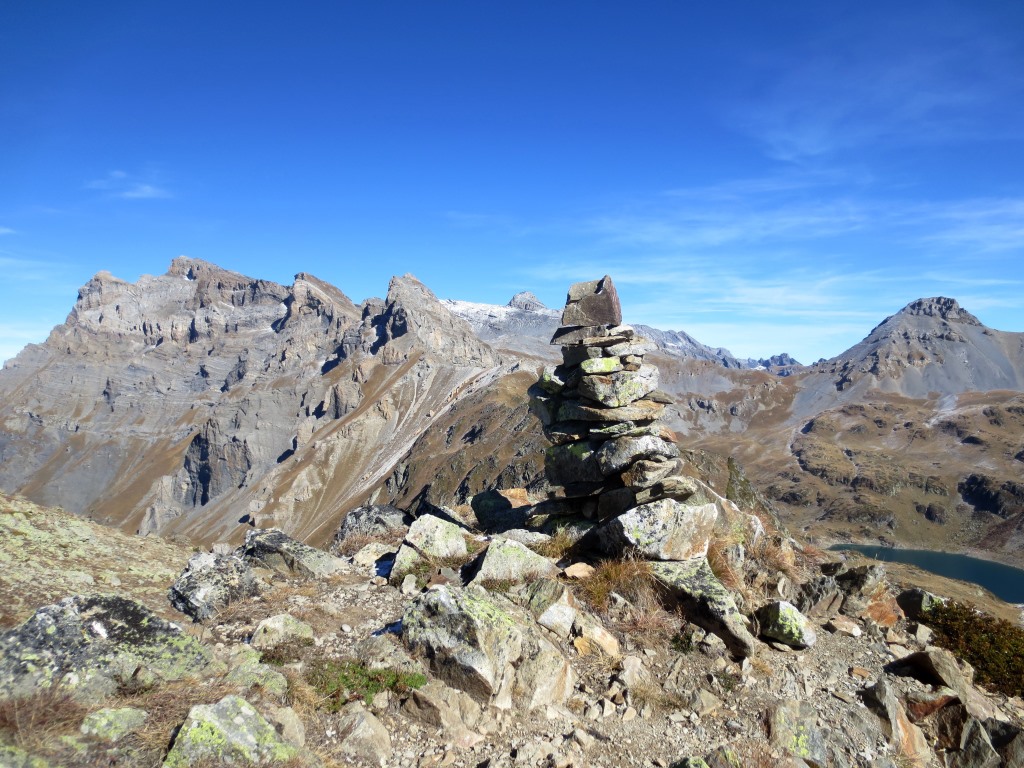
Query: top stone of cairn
560,275,622,328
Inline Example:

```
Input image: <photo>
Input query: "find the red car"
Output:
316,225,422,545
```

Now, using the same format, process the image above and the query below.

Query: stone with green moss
578,364,659,408
0,595,211,700
651,559,756,659
162,694,300,767
251,613,314,650
468,537,558,587
544,441,604,486
80,706,148,742
0,745,52,768
390,514,470,584
596,498,717,561
768,699,827,765
755,600,817,648
403,585,523,703
580,356,623,375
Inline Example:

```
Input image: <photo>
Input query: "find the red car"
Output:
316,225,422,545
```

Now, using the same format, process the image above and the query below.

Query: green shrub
924,600,1024,697
305,659,426,709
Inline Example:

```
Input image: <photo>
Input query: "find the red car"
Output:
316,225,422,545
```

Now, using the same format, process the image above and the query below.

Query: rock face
0,595,211,699
239,528,345,578
0,259,497,547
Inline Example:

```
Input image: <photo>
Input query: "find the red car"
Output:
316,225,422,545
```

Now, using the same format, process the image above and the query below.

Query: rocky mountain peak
507,291,547,312
898,297,982,326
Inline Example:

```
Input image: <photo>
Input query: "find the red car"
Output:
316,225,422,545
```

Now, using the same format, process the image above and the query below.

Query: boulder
796,575,844,619
578,365,659,409
168,552,264,621
468,537,559,586
250,614,315,650
402,585,574,710
336,701,393,763
528,581,577,638
886,648,998,721
239,528,345,578
948,717,1001,768
755,601,817,648
651,559,756,658
403,680,484,748
896,588,946,621
330,503,411,554
390,514,470,583
861,679,932,768
163,695,300,767
560,275,622,327
0,595,211,700
595,498,718,561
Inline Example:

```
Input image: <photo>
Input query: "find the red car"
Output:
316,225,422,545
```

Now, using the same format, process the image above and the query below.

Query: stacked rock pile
529,276,717,562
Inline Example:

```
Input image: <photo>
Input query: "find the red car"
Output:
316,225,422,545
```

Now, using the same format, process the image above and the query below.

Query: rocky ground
2,493,1023,768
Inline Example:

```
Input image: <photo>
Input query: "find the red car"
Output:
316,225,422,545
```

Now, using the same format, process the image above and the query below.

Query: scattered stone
79,707,148,743
825,615,862,638
563,562,595,579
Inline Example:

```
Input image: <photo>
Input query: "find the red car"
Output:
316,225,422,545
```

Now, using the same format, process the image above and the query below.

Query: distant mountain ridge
2,261,1023,567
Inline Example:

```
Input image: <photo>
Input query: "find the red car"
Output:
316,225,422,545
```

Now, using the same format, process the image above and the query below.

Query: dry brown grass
528,527,577,560
0,684,89,754
706,537,744,593
114,678,238,760
332,531,398,558
575,556,681,647
627,681,687,713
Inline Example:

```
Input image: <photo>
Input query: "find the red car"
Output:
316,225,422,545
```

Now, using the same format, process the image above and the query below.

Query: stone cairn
529,276,718,562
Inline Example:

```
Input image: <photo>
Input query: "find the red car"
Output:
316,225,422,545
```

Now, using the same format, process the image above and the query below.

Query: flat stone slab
560,276,622,327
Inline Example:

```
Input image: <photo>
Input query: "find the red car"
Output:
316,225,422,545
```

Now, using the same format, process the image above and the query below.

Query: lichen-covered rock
403,585,574,709
403,585,522,704
896,587,946,621
250,613,315,649
468,537,559,586
0,745,51,768
330,503,411,555
595,498,718,561
222,645,289,696
336,701,393,763
595,434,679,476
403,680,484,749
797,575,844,619
390,514,470,584
239,527,345,578
651,559,756,658
168,552,264,621
768,699,828,767
578,365,659,408
0,595,211,700
163,695,300,767
79,707,148,742
557,397,665,424
756,601,817,648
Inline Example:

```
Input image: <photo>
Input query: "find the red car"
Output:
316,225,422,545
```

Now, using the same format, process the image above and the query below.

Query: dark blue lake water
829,544,1024,604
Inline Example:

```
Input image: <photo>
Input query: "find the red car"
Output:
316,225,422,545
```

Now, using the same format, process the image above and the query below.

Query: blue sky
2,1,1023,364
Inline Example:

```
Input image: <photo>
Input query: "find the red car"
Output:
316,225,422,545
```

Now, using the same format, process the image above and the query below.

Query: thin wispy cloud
0,227,15,236
732,11,1024,161
86,170,171,200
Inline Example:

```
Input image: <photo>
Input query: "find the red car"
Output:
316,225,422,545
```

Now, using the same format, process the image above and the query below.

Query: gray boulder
468,537,559,586
755,600,817,648
239,527,345,578
595,498,718,561
0,595,211,700
768,699,829,767
330,503,411,555
594,434,679,476
896,587,946,621
390,514,470,584
337,701,393,763
250,614,315,650
163,694,300,767
403,585,575,709
168,551,264,621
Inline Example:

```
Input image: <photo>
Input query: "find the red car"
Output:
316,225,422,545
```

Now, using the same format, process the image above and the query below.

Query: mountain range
1,258,1022,565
